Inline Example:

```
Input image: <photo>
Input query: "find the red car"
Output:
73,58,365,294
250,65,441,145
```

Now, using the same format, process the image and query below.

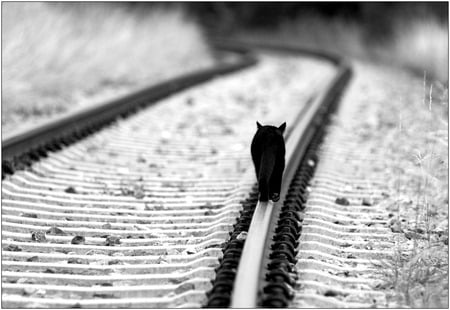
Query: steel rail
2,37,352,307
212,38,343,65
2,46,257,173
225,41,352,308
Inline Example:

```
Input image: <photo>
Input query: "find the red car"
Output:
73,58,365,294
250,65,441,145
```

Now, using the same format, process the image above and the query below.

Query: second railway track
2,41,351,308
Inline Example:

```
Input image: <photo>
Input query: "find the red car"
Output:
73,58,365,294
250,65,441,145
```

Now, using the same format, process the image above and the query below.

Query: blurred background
2,2,448,134
189,2,448,82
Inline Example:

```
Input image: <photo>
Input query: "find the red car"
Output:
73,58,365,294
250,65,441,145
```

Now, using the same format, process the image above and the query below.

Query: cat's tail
258,150,275,202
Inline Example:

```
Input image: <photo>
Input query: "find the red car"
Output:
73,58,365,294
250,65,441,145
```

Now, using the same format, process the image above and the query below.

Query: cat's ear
278,122,286,133
256,121,262,129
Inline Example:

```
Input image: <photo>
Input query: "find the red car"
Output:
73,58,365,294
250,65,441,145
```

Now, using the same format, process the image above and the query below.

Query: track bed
2,53,335,308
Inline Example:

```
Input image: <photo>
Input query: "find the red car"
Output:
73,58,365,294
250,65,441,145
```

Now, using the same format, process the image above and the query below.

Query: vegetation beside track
2,3,214,135
338,60,448,307
382,77,448,308
191,3,447,83
233,15,447,84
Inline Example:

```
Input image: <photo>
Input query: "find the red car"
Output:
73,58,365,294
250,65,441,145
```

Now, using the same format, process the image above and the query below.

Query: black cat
251,121,286,202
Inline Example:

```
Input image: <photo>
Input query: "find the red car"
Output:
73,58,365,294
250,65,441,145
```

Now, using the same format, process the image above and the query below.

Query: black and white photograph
1,2,448,308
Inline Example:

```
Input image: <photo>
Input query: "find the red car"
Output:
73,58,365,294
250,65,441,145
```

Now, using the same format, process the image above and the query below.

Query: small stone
362,198,372,206
35,289,47,297
102,223,112,229
175,283,195,294
71,236,85,245
4,244,22,252
46,226,67,236
365,242,374,250
236,232,248,241
390,220,403,233
68,258,84,264
133,186,145,199
31,231,46,242
93,293,116,299
327,268,338,275
415,227,425,234
44,268,56,273
105,236,121,246
27,256,39,262
17,278,33,284
56,249,70,254
205,242,224,249
108,259,123,265
169,278,183,284
21,213,38,218
181,249,196,255
404,231,419,240
156,256,168,264
186,239,197,245
136,155,146,163
324,289,339,297
65,186,77,194
307,159,315,167
335,197,350,206
199,203,213,209
166,249,180,255
23,287,37,295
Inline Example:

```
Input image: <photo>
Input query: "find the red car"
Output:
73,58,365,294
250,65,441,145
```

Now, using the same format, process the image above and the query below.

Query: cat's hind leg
269,160,284,202
258,178,270,202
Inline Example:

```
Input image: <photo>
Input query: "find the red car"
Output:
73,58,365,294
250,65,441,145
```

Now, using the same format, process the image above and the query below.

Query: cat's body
250,121,286,202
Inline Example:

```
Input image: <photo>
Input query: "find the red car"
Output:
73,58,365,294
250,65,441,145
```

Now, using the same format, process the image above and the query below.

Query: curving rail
2,45,257,177
2,39,352,308
208,39,352,308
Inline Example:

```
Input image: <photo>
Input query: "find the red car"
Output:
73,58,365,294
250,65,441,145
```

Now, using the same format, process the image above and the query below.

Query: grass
381,240,448,307
2,3,214,135
378,76,448,308
234,13,448,83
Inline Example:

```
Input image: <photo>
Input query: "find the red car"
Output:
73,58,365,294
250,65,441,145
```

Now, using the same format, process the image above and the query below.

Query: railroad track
2,40,352,308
